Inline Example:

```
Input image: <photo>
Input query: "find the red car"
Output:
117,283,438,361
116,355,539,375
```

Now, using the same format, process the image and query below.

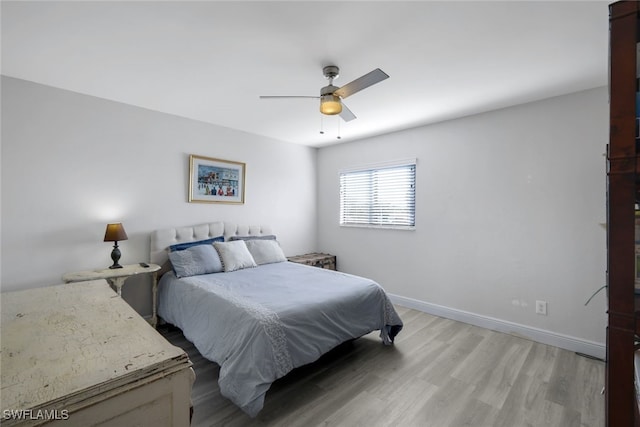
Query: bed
150,221,403,417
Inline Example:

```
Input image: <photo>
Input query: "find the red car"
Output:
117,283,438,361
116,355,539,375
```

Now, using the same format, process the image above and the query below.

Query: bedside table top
287,253,335,262
62,263,160,283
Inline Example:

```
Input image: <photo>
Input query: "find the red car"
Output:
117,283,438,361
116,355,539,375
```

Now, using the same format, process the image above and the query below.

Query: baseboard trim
388,293,606,360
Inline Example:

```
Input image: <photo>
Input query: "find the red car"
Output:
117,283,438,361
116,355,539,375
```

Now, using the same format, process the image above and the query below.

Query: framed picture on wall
189,155,245,204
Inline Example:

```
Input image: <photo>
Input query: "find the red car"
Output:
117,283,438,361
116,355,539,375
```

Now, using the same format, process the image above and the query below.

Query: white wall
1,76,318,316
317,87,608,354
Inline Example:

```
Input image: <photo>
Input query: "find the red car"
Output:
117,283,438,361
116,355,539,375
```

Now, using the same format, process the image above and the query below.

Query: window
339,160,416,229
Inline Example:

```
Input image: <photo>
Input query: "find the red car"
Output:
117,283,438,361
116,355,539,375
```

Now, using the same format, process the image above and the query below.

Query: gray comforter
157,261,403,417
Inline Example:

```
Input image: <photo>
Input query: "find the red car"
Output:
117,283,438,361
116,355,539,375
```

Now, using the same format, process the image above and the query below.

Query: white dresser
1,280,194,426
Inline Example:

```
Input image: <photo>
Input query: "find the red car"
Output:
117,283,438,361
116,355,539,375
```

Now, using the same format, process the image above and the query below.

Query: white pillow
245,240,287,265
213,240,257,272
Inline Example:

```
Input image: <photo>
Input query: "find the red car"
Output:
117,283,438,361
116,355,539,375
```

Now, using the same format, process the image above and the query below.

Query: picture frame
189,155,245,204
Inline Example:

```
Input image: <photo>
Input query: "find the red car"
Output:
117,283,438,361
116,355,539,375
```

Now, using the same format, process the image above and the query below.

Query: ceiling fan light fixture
320,94,342,115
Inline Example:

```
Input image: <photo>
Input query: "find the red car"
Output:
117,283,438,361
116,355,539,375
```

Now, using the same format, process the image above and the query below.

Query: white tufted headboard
150,221,273,265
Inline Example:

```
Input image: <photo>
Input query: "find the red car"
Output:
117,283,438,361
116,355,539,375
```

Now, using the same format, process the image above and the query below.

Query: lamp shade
320,94,342,115
104,223,128,242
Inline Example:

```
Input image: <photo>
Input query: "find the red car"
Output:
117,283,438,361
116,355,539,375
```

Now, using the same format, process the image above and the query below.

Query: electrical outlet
535,300,547,316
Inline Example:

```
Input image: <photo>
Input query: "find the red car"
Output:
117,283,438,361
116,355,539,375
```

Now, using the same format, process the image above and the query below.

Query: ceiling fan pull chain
319,114,324,134
337,118,341,140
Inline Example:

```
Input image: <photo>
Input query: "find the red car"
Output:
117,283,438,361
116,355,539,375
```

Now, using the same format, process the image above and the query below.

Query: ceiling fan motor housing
320,84,339,96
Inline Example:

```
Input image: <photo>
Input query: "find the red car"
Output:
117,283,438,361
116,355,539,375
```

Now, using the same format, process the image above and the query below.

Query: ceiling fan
259,65,389,122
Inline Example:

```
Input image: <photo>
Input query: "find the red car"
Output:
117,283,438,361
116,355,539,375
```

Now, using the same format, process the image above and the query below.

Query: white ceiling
1,1,609,147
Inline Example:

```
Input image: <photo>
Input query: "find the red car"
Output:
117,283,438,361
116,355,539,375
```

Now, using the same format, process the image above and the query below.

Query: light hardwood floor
159,305,604,427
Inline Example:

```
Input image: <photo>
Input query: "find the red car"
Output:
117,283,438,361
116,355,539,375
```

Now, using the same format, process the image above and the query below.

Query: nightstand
287,253,337,271
62,263,161,327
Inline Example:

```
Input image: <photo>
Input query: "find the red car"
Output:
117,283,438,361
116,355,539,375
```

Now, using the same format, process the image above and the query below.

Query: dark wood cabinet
607,2,640,426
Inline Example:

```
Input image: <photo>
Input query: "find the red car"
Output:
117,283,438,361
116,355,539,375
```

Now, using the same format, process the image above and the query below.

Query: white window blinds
339,161,416,229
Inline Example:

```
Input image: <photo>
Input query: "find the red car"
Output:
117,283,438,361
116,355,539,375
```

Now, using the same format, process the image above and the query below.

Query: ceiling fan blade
333,68,389,99
259,95,319,99
339,102,356,122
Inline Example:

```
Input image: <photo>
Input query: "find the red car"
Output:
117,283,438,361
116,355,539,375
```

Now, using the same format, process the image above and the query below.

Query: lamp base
109,243,123,269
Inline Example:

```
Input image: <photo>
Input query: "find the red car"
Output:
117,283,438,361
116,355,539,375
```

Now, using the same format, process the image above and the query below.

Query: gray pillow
168,244,223,278
245,240,287,265
228,235,276,241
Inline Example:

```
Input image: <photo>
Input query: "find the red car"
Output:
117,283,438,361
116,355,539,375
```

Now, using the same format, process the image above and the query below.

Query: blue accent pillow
168,244,223,278
169,236,224,252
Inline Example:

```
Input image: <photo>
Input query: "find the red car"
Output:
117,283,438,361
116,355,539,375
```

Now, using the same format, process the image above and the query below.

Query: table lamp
104,223,128,269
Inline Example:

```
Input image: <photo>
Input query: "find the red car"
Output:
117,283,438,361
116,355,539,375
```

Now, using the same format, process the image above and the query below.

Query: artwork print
189,155,245,204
